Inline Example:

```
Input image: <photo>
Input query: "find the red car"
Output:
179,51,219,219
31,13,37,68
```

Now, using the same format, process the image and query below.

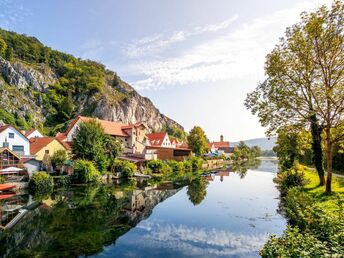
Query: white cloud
123,0,332,90
124,220,269,256
123,15,239,59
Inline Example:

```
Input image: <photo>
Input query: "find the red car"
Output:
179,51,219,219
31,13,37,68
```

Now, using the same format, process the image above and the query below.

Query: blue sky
0,0,332,141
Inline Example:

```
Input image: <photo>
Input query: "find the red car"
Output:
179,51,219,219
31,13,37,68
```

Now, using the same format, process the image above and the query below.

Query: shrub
147,159,172,174
0,175,5,183
261,226,333,258
274,165,308,195
51,149,68,169
53,175,71,188
167,160,184,172
29,172,54,194
183,160,193,172
189,157,203,171
73,160,100,183
112,160,137,178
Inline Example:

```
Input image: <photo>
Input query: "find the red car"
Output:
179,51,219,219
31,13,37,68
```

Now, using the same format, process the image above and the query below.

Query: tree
51,149,68,171
187,177,208,205
245,1,344,192
72,120,122,172
187,126,209,156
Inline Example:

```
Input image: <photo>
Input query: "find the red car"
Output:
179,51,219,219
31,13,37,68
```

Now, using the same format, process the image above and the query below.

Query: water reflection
0,159,285,258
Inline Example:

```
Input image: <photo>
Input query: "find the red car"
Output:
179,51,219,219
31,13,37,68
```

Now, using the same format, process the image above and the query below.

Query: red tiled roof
0,125,10,133
56,132,67,141
67,116,130,137
30,137,66,154
210,141,230,148
147,133,167,146
22,129,36,137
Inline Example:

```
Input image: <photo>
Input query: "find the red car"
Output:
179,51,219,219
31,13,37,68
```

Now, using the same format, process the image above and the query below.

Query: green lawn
303,168,344,210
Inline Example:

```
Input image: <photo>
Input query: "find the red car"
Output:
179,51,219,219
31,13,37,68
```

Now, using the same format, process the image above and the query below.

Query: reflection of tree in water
231,159,262,179
187,177,209,205
0,184,180,258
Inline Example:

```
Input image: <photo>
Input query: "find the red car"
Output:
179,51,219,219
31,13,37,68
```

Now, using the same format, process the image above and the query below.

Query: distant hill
232,137,277,151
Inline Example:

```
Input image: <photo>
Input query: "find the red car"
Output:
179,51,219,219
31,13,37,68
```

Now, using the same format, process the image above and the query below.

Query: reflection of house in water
216,171,230,182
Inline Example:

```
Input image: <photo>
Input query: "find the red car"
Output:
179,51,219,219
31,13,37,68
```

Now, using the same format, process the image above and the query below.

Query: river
0,159,286,258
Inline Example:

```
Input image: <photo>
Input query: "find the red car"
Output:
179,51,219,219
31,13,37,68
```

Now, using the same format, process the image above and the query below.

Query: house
56,116,148,155
0,124,30,157
0,148,21,169
20,157,41,176
146,133,191,161
209,135,231,156
30,137,67,161
21,129,44,139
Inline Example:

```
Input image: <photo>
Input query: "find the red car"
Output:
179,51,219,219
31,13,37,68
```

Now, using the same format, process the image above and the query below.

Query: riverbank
261,165,344,257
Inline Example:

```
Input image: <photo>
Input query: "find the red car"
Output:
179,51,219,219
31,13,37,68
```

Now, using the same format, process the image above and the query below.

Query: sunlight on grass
303,168,344,210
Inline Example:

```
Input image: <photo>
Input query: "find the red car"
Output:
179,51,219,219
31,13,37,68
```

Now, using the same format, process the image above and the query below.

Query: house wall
0,127,30,156
34,140,67,161
133,126,147,154
24,160,41,177
66,119,81,142
27,130,43,139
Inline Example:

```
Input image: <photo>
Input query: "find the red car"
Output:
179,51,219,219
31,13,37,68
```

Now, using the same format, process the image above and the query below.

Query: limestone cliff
0,28,183,133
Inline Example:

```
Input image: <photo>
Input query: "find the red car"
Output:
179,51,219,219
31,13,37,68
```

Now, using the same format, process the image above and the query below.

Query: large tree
245,1,344,192
72,119,122,172
187,126,209,156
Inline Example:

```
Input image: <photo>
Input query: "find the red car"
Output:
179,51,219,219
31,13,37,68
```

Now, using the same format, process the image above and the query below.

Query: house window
12,145,24,156
9,133,14,139
45,150,50,154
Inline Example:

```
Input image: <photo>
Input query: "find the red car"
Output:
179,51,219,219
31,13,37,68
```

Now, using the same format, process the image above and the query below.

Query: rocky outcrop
0,56,183,131
0,57,56,91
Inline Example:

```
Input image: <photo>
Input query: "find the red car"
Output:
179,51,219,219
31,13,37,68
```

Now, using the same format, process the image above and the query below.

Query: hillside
0,29,182,135
232,137,277,151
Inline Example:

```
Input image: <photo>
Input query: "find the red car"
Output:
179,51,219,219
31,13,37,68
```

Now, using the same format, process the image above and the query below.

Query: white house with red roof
0,123,30,157
21,129,44,139
209,135,232,155
56,116,148,155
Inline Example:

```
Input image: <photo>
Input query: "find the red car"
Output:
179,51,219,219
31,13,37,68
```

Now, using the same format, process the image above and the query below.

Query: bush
147,159,173,174
189,157,203,171
183,160,193,172
72,160,100,183
0,175,5,183
167,160,184,172
29,172,54,194
261,226,334,258
112,160,137,178
53,175,71,188
274,165,308,195
51,149,68,169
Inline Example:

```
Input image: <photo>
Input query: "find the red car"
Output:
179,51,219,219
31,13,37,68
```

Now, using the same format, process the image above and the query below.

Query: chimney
3,137,9,148
220,135,224,142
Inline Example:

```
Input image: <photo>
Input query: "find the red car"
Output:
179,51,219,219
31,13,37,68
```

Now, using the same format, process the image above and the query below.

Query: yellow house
30,137,67,161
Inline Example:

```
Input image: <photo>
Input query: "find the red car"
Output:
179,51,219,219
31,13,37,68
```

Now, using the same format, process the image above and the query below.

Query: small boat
0,193,16,200
0,184,16,192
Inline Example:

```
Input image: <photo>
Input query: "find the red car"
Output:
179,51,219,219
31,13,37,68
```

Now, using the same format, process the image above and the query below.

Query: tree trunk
325,130,333,194
310,116,325,185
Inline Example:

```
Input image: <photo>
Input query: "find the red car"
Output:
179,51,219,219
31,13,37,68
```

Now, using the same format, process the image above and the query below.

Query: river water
0,159,286,258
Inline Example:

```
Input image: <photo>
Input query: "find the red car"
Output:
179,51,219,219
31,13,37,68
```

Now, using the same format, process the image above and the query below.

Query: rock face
0,56,183,131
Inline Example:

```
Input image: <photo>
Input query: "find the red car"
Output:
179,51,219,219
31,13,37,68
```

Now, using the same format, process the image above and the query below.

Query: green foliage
189,156,203,171
53,175,71,188
0,175,5,183
29,172,54,194
0,37,7,57
0,109,16,125
72,160,100,183
187,126,209,156
72,120,122,172
166,160,184,172
165,125,187,141
147,159,171,174
187,177,208,205
51,149,68,169
111,160,137,178
231,141,261,163
183,160,193,172
274,165,309,195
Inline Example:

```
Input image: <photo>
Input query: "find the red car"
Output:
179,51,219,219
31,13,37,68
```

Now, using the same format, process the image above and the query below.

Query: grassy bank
261,165,344,257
